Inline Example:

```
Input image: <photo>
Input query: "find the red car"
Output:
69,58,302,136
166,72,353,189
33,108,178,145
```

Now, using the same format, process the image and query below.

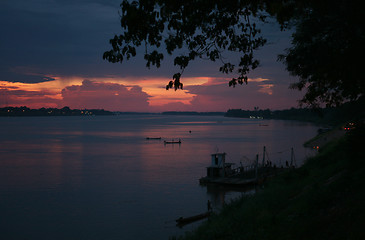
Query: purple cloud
61,80,151,111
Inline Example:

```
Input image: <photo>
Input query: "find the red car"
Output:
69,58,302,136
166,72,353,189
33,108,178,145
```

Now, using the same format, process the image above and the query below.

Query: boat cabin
206,153,234,178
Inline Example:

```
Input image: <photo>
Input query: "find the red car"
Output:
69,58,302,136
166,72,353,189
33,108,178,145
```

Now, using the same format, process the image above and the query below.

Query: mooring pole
290,147,296,168
255,154,259,180
262,146,266,167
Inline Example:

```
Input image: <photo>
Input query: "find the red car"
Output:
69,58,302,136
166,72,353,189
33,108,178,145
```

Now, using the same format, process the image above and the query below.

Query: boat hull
176,212,210,227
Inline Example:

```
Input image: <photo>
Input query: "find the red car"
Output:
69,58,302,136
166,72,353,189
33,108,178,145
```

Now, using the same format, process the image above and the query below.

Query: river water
0,114,318,239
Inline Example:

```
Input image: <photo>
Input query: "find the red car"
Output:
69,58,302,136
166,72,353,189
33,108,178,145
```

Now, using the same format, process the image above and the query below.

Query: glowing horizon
0,73,302,112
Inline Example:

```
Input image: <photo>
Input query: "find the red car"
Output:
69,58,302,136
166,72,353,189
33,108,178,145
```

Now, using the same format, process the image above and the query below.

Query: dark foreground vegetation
173,123,365,240
0,106,113,116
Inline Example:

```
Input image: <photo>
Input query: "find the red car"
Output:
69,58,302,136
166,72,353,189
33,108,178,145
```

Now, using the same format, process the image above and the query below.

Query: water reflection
0,139,85,190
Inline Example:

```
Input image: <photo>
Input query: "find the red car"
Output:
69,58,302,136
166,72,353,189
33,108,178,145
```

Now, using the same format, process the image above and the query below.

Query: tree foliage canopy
104,0,365,107
278,0,365,107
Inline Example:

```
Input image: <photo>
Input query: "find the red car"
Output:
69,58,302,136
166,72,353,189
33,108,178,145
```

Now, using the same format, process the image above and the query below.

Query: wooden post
221,154,225,177
290,147,296,168
255,154,259,181
262,146,266,167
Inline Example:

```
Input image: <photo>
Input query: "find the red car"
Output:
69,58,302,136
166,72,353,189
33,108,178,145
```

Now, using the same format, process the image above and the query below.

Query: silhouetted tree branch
104,0,365,107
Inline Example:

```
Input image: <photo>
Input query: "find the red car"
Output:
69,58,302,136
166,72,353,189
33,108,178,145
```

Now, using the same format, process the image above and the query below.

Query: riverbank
304,126,346,149
173,124,365,240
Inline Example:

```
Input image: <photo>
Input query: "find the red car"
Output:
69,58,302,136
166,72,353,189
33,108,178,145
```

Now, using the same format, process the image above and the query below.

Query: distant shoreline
0,106,113,117
1,99,363,127
0,107,226,117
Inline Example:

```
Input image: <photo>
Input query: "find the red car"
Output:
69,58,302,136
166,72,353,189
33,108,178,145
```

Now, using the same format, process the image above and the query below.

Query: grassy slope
175,126,365,240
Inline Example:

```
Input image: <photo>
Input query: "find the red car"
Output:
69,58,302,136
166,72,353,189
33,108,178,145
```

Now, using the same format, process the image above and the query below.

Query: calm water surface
0,115,318,239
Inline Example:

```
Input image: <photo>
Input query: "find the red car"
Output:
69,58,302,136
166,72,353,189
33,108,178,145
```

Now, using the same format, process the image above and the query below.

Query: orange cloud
258,84,274,95
0,82,60,108
248,78,274,95
248,77,270,83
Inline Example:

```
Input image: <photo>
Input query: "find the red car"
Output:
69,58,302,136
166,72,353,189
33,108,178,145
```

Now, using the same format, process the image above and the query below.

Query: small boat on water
145,137,162,140
164,139,181,144
176,211,211,227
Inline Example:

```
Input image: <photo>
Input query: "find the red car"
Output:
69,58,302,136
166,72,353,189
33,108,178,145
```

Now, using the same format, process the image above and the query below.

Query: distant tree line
0,106,113,117
225,97,365,126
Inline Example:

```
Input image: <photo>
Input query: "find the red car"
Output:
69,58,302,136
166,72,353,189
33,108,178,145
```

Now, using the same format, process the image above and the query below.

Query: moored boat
176,211,211,227
164,139,181,144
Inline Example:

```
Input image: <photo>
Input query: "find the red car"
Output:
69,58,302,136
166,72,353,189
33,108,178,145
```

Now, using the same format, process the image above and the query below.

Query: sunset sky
0,0,304,112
